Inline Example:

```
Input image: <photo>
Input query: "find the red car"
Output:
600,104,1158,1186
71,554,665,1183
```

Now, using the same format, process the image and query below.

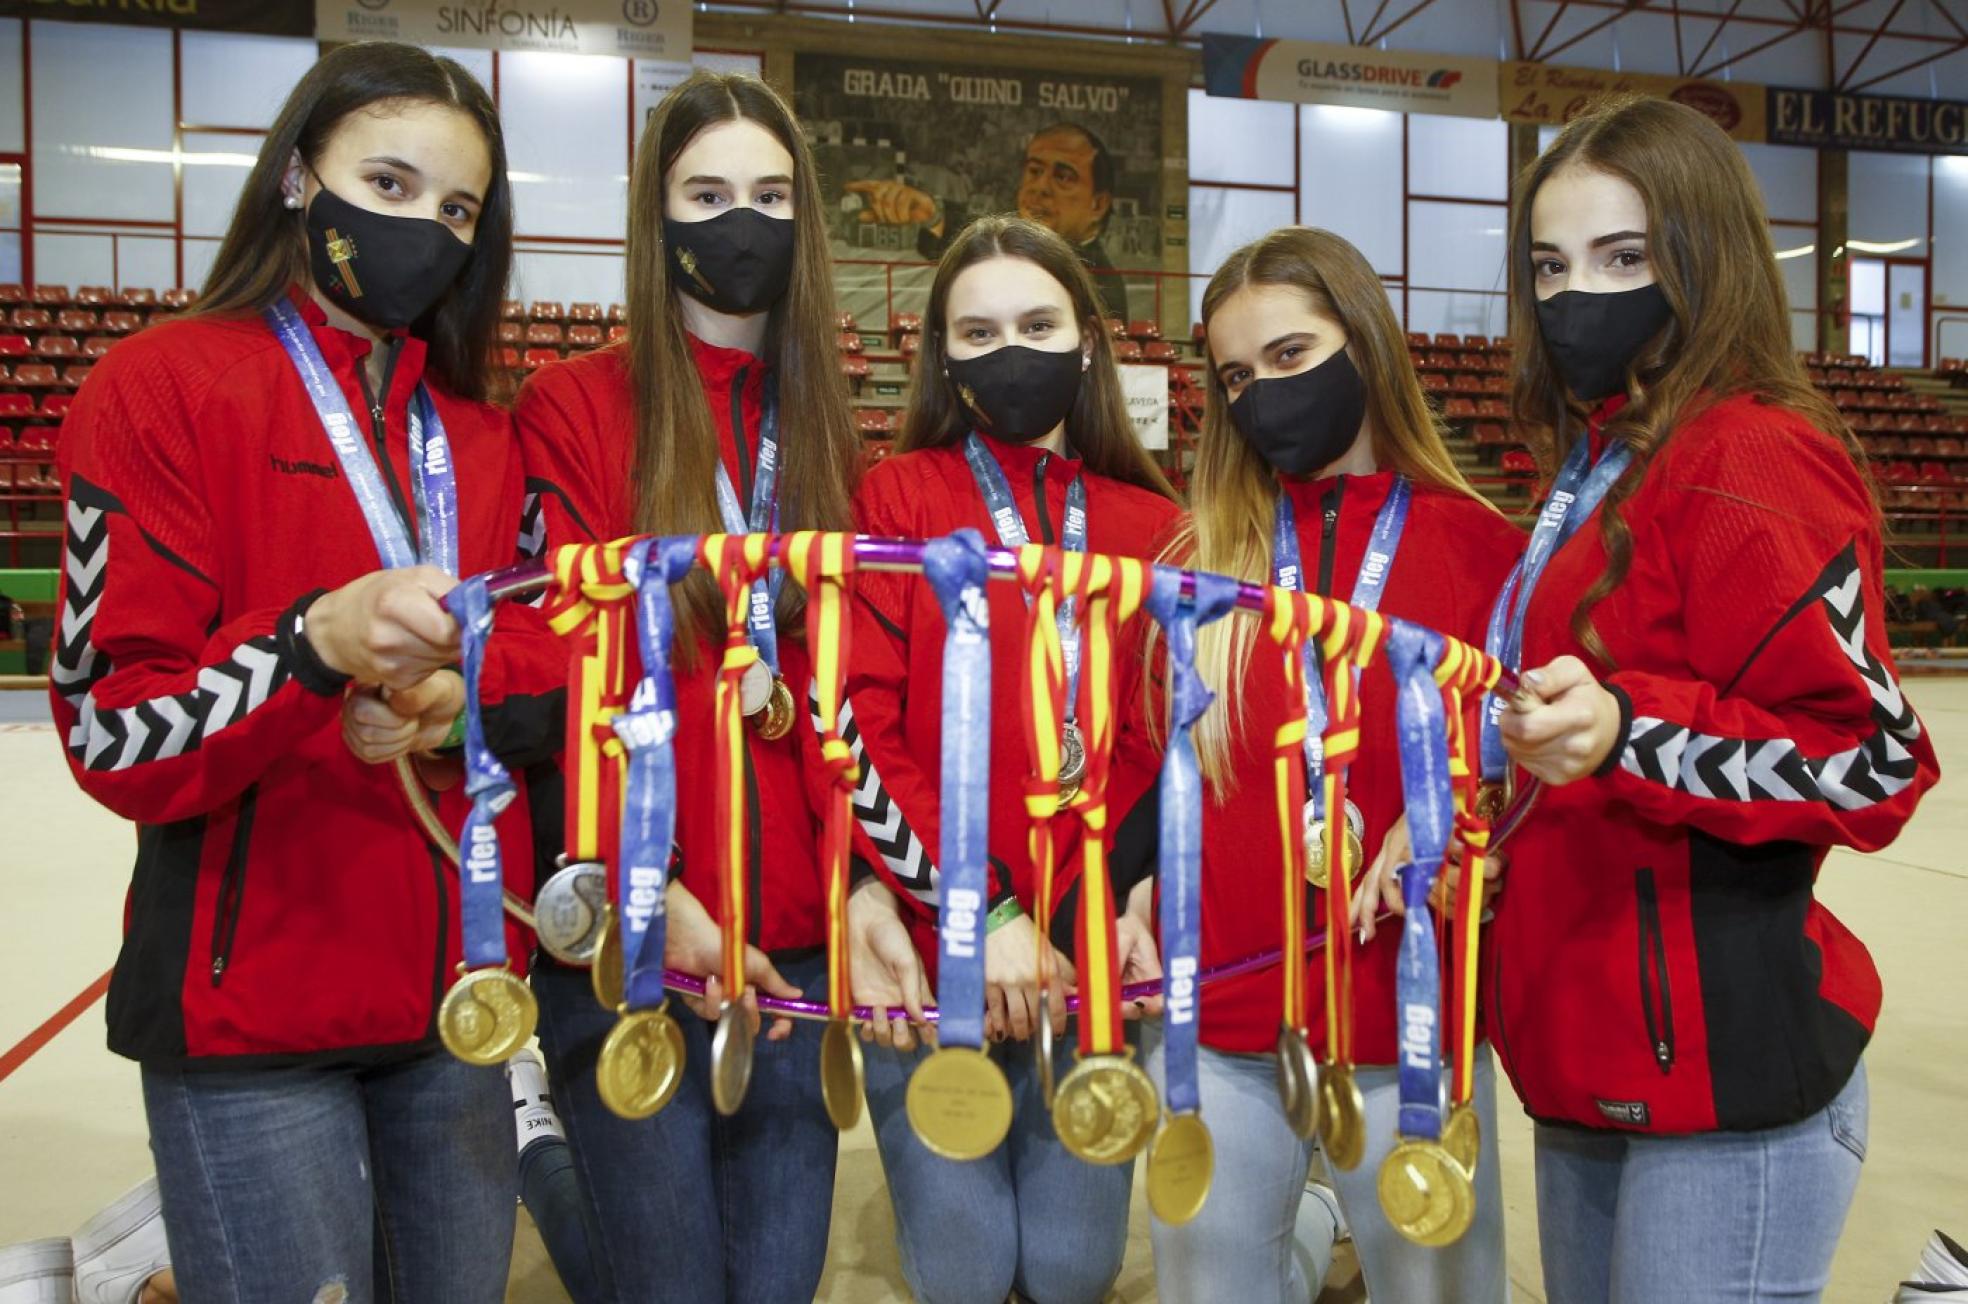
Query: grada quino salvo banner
1202,34,1497,119
317,0,690,58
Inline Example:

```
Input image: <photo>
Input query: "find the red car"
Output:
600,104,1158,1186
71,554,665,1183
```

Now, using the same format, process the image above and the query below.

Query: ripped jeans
142,1051,513,1304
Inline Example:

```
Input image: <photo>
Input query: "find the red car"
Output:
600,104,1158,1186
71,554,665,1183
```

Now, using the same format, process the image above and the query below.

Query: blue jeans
1535,1060,1868,1304
1143,1029,1509,1304
518,1133,606,1304
862,1023,1136,1304
533,950,839,1304
141,1051,513,1304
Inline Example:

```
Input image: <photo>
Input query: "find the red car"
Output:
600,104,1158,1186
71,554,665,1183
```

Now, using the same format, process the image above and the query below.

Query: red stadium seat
836,311,858,332
0,284,23,306
608,303,627,325
50,309,94,333
530,301,565,322
839,354,871,384
79,335,117,359
1114,340,1143,362
566,324,604,350
116,287,157,310
35,336,77,360
159,288,197,309
500,299,525,321
9,308,52,332
1432,333,1460,348
497,321,524,345
32,285,71,308
525,322,564,347
1501,449,1537,475
1462,334,1490,351
1471,421,1510,446
836,332,863,355
1444,397,1478,419
73,285,112,307
567,302,603,324
60,363,93,390
100,310,142,335
12,362,57,388
0,393,32,418
1477,399,1510,419
1143,341,1180,364
497,346,521,370
0,334,28,359
892,312,922,337
855,409,894,436
1406,332,1429,349
606,324,628,344
40,391,76,419
1106,318,1127,339
1126,319,1162,343
900,334,922,358
522,347,560,370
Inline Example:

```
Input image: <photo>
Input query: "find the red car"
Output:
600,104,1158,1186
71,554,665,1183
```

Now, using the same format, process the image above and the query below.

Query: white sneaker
1304,1176,1349,1243
508,1047,566,1153
0,1237,72,1304
70,1178,170,1304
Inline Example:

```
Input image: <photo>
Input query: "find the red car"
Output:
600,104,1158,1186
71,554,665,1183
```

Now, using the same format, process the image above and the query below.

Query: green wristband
439,705,468,751
984,897,1026,935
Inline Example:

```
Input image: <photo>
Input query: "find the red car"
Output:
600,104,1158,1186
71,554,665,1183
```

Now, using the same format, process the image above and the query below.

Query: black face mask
1227,348,1368,477
305,183,472,332
945,345,1086,444
1535,283,1674,402
663,208,796,314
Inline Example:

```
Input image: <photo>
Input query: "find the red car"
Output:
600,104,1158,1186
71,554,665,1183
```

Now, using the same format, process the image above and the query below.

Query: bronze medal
907,1045,1014,1161
1319,1063,1368,1171
819,1018,865,1131
533,858,609,967
1442,1102,1481,1175
710,1001,756,1116
1057,721,1086,805
1051,1052,1159,1165
438,966,538,1067
1274,1025,1321,1140
596,1004,686,1120
753,674,796,741
1378,1138,1476,1247
590,905,624,1010
1145,1112,1215,1225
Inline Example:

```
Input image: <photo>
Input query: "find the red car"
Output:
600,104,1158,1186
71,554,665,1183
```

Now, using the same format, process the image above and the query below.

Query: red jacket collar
688,332,768,398
972,429,1082,475
286,286,430,407
1279,466,1398,516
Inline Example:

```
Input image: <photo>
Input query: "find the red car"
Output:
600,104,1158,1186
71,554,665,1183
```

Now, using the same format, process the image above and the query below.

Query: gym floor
3,681,1963,1303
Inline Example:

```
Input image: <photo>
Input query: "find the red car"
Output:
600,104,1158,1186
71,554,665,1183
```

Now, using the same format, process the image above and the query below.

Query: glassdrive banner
0,0,311,35
1202,34,1497,119
315,0,690,59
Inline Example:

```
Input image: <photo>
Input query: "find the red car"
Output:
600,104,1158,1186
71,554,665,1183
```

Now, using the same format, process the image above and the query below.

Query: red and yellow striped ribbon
786,531,858,1022
1016,543,1072,1011
1266,588,1320,1039
547,543,636,869
698,532,772,997
1071,553,1147,1058
1317,602,1384,1068
1437,638,1499,1108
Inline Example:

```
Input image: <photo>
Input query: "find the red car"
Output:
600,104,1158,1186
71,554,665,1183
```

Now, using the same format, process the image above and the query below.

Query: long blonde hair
625,72,860,650
1178,226,1496,784
1509,96,1863,666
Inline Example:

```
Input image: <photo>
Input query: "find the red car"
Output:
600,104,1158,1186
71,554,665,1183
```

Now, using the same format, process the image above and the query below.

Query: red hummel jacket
51,293,563,1067
1173,472,1525,1059
1491,392,1938,1134
513,338,842,954
847,435,1182,967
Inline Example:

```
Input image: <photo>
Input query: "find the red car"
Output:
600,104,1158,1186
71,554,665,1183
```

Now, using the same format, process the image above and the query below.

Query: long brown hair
625,71,860,647
1180,225,1497,781
194,42,511,402
896,215,1175,500
1509,95,1861,664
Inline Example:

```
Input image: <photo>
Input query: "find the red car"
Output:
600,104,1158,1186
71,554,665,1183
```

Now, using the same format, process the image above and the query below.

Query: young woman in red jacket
48,44,563,1299
1136,226,1523,1303
512,72,861,1303
844,215,1180,1304
1491,97,1939,1302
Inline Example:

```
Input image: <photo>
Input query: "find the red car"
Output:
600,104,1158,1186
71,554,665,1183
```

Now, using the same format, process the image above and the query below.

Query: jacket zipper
1033,455,1057,544
1634,868,1677,1073
1316,479,1344,597
356,342,414,532
208,786,259,986
730,365,754,507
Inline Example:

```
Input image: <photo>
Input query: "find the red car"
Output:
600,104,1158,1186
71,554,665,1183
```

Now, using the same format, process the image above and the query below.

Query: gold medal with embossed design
1379,1138,1476,1247
591,904,623,1010
1146,1112,1215,1224
907,1045,1014,1161
1319,1062,1368,1171
439,966,537,1067
597,1003,686,1120
1051,1051,1158,1166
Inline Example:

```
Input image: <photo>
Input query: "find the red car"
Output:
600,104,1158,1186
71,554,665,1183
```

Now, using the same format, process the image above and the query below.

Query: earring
284,194,302,210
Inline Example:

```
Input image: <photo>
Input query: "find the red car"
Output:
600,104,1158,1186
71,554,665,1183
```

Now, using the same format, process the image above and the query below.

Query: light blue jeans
1534,1059,1868,1304
1143,1026,1510,1304
861,1022,1136,1304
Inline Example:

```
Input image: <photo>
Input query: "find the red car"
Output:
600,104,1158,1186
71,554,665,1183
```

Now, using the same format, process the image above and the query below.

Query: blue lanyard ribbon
450,576,516,971
1273,476,1411,815
963,432,1089,718
265,299,457,577
1144,565,1240,1116
1387,617,1452,1139
614,536,701,1011
713,380,784,676
1479,437,1634,779
923,529,993,1051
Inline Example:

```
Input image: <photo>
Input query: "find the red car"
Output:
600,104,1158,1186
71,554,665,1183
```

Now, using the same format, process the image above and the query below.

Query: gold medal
596,1003,686,1120
1303,802,1366,890
1474,782,1507,829
590,905,623,1011
819,1018,864,1131
710,1001,756,1116
1274,1025,1321,1140
752,674,796,741
1145,1112,1215,1225
906,1045,1014,1161
1057,721,1086,805
1442,1103,1481,1175
1378,1138,1476,1247
1051,1052,1159,1165
1319,1062,1368,1171
438,966,538,1067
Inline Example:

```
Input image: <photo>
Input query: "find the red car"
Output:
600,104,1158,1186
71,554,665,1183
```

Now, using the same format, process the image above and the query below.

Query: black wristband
279,588,352,697
1593,683,1634,778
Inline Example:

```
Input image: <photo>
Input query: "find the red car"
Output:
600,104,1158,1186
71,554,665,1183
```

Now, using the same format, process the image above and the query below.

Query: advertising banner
0,0,311,35
316,0,689,59
1501,61,1766,142
1768,86,1968,155
1121,363,1169,452
1202,34,1497,119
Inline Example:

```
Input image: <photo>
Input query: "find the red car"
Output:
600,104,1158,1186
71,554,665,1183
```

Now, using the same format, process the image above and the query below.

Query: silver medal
534,859,610,966
1058,720,1087,789
739,659,771,717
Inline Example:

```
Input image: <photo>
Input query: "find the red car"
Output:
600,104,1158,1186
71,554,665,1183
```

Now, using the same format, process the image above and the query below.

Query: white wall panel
1408,113,1507,201
30,21,174,222
1300,106,1401,276
1849,151,1929,252
1187,184,1295,322
181,32,315,129
117,235,177,292
181,132,263,240
1934,156,1968,320
513,248,625,309
32,231,113,289
1407,289,1507,340
1408,200,1509,293
503,51,630,240
1189,89,1295,186
0,20,23,155
1740,143,1817,224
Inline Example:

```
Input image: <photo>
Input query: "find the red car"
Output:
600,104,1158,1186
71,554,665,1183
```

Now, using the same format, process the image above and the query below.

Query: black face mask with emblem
945,344,1086,444
663,208,797,315
305,182,472,332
